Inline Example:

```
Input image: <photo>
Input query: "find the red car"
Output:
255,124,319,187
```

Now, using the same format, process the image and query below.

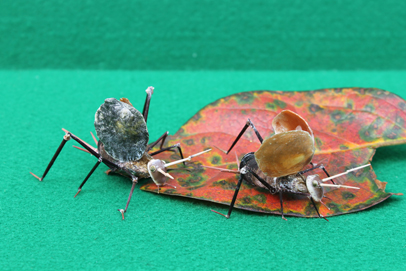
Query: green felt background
1,1,406,270
1,71,405,270
1,0,406,70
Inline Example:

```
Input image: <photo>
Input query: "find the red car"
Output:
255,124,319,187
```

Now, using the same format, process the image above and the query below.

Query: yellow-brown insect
207,110,365,220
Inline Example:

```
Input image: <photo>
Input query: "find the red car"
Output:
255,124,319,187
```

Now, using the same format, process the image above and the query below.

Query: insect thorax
275,175,308,195
240,152,309,195
240,152,274,191
98,142,152,179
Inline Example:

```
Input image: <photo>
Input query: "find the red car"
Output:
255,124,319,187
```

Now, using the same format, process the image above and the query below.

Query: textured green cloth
1,0,406,70
0,71,405,270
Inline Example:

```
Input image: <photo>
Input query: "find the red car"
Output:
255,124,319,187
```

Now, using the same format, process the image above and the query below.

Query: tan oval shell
272,110,314,141
254,130,315,178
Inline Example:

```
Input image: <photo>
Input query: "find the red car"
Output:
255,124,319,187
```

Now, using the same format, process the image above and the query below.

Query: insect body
30,87,210,219
208,110,366,220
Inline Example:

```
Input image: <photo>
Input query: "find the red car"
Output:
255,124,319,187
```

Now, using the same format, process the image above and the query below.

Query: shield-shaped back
94,98,149,162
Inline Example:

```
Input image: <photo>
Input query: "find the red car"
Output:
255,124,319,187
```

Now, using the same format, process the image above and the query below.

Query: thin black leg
118,176,138,220
299,163,325,175
74,157,102,197
142,87,154,124
211,175,245,219
146,131,169,152
320,165,335,185
302,162,335,184
310,197,328,222
67,131,117,169
31,129,119,182
279,191,287,221
249,170,277,194
226,119,263,154
30,134,71,181
149,143,186,165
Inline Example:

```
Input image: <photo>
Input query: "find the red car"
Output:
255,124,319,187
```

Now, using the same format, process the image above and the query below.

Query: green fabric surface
1,70,405,270
1,0,406,70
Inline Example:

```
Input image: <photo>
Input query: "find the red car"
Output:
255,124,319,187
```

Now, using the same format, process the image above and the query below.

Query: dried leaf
141,88,404,217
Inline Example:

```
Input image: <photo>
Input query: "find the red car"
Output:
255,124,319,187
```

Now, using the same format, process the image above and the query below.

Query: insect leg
249,170,276,193
211,175,245,219
149,143,186,165
118,176,139,220
30,133,71,181
300,163,335,184
31,129,118,182
146,131,169,151
225,119,263,154
142,86,154,124
310,197,329,222
74,157,103,197
249,170,287,220
279,191,287,221
318,165,335,184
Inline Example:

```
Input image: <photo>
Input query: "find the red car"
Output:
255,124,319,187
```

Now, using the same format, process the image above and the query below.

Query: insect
206,110,368,221
30,86,211,219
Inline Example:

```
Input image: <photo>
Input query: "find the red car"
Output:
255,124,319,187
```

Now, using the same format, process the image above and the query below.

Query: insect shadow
205,110,368,221
30,86,210,219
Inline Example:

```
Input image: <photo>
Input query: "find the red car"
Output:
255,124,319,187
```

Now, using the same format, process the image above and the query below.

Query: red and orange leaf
141,88,404,217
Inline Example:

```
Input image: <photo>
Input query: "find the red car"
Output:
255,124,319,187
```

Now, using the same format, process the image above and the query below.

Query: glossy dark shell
254,130,314,178
94,98,149,162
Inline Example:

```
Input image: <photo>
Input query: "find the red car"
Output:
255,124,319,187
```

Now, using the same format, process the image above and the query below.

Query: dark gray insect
30,87,210,219
205,110,367,221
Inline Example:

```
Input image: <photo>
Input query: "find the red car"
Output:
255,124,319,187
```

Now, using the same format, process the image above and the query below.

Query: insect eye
150,165,156,172
312,180,318,187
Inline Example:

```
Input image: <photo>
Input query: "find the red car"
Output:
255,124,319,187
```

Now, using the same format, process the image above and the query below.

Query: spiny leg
225,119,263,154
30,133,71,181
149,143,186,165
118,176,139,220
74,157,103,197
142,86,154,123
211,175,245,219
310,197,329,222
146,131,169,152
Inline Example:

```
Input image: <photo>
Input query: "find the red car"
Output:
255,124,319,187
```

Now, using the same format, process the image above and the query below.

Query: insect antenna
150,143,186,165
321,164,370,182
201,165,240,174
164,149,212,168
319,184,360,190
